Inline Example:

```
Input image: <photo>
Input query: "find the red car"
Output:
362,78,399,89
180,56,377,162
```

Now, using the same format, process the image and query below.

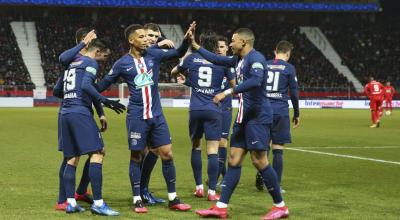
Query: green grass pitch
0,107,399,219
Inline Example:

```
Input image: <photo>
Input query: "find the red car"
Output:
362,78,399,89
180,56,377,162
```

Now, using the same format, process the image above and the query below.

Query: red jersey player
364,77,384,128
384,81,395,115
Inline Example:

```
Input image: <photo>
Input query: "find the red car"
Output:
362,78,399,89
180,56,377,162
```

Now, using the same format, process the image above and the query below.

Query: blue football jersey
60,56,99,116
178,52,234,112
98,44,188,119
265,59,298,116
196,48,273,124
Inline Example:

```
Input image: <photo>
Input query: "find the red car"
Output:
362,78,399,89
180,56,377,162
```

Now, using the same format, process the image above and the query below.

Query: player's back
365,81,384,98
265,59,297,115
61,56,97,116
184,52,228,112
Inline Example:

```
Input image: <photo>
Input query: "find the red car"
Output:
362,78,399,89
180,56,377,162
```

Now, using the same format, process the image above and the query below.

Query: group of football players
53,21,300,220
364,77,395,128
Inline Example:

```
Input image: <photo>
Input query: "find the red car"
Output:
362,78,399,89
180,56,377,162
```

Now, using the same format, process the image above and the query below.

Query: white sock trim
93,199,104,207
274,201,285,207
208,189,216,196
67,198,77,207
196,184,204,190
216,201,228,208
168,192,177,201
133,196,142,203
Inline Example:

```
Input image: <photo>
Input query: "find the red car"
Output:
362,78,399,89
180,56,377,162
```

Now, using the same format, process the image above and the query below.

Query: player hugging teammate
53,21,299,219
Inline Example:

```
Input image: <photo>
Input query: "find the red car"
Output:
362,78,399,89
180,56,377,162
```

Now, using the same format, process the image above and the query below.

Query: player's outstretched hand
184,21,196,40
292,116,300,128
158,39,175,48
213,92,226,104
177,74,186,85
103,99,126,114
82,30,97,45
99,115,107,132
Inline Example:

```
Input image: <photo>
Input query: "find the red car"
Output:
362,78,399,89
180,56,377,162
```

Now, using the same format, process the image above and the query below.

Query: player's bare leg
89,152,119,216
64,156,85,213
130,150,148,213
155,144,191,211
250,150,288,220
191,139,204,197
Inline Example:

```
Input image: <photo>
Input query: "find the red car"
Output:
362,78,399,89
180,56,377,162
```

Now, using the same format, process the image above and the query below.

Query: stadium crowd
3,9,398,94
0,17,33,88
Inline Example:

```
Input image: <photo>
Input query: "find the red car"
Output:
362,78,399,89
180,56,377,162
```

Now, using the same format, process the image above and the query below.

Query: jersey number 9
198,66,212,87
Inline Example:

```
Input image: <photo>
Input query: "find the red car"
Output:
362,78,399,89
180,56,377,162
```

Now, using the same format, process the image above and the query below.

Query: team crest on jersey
134,69,154,89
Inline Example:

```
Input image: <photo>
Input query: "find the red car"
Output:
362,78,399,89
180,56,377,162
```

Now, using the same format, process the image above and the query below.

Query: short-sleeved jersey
220,67,235,111
364,81,384,99
384,86,395,99
234,50,272,124
178,52,234,112
265,59,298,116
60,56,99,116
102,47,184,119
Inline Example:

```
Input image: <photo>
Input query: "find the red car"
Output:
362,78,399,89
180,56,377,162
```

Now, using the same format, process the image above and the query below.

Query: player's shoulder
249,49,266,61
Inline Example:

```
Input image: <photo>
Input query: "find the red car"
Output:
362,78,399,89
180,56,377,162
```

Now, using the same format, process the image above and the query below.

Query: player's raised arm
59,29,96,66
59,43,85,66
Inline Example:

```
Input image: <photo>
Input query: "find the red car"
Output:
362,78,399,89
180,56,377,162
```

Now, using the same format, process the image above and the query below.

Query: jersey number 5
63,68,76,92
266,71,280,92
198,66,212,87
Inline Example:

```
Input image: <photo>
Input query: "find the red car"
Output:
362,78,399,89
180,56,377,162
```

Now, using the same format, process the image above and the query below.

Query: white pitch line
293,146,400,149
287,147,400,165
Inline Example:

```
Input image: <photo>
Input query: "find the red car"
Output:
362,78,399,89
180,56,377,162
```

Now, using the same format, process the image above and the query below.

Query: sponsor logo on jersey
126,66,134,71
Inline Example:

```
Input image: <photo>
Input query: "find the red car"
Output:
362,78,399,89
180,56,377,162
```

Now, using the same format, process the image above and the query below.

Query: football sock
219,165,241,204
58,159,67,204
76,158,90,195
191,148,202,186
218,147,227,178
274,201,286,207
207,154,219,191
162,159,176,193
196,184,204,190
208,189,216,196
272,149,283,184
63,164,77,201
89,162,103,200
140,151,158,191
129,160,142,197
259,165,283,204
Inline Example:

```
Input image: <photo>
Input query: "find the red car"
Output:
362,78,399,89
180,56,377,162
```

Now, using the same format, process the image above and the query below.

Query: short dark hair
124,24,144,40
275,40,293,54
216,35,228,46
87,39,108,52
144,23,160,32
75,27,91,43
199,31,218,52
234,28,255,45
